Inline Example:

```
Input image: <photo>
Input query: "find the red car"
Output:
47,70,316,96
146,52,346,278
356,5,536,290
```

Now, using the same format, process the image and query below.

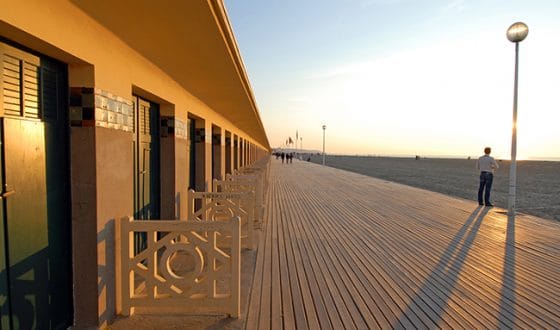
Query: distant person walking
476,147,499,206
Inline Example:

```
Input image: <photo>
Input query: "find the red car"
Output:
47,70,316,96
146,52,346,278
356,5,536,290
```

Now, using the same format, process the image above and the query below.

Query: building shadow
98,219,116,327
395,205,489,328
0,246,73,329
0,248,48,330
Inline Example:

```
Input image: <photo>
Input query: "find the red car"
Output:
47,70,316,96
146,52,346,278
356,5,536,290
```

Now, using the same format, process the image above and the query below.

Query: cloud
359,0,405,8
441,0,466,14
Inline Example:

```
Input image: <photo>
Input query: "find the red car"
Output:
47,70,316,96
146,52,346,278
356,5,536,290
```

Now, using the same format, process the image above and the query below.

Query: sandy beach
308,155,560,221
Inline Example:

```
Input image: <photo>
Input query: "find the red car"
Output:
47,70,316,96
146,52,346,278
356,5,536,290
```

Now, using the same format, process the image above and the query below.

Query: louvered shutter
41,66,58,121
1,43,41,119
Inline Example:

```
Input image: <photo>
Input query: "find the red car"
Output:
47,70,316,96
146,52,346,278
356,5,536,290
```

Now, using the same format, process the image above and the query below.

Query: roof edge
207,0,270,151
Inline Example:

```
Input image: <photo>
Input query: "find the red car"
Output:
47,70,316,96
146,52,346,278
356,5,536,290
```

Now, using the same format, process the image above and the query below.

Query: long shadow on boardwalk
498,213,516,326
396,206,490,328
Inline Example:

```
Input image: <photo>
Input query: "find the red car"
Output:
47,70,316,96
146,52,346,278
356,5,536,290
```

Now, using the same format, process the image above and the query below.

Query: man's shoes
478,203,484,206
485,203,494,207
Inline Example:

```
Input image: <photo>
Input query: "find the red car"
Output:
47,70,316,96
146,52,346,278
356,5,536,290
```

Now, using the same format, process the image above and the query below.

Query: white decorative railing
233,172,265,204
120,216,240,318
214,176,264,227
234,156,271,204
186,189,255,249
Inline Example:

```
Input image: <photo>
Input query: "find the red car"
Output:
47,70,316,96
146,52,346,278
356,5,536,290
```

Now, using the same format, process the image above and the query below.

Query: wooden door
132,96,160,253
0,122,9,329
133,96,160,220
0,43,72,329
188,118,196,190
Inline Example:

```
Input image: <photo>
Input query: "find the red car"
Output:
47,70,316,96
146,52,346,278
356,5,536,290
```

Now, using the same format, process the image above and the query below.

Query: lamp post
506,22,529,221
322,125,326,165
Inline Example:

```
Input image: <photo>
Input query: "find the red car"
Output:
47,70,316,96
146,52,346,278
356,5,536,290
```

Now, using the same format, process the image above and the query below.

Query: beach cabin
0,0,270,328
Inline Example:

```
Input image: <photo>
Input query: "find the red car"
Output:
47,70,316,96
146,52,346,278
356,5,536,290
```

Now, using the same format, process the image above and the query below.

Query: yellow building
0,0,269,328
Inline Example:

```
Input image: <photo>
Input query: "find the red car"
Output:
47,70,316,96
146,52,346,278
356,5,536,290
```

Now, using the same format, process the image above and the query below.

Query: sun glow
267,27,560,160
228,1,560,160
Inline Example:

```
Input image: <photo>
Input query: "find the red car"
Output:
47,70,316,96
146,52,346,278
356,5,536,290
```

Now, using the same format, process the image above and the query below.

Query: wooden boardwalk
245,159,560,329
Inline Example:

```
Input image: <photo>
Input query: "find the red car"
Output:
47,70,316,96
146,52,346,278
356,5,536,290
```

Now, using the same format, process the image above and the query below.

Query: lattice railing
232,156,271,207
186,190,255,249
120,216,240,317
234,168,268,202
231,170,264,198
214,177,264,227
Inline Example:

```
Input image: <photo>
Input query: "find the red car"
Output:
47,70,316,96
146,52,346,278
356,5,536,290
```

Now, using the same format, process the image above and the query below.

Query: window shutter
23,60,40,119
41,66,58,121
1,43,41,119
2,53,22,117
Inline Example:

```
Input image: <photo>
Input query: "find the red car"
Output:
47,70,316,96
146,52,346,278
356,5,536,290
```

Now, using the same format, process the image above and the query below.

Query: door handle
0,190,15,199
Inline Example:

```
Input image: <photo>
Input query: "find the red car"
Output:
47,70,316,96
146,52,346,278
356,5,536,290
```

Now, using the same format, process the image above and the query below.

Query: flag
296,130,298,141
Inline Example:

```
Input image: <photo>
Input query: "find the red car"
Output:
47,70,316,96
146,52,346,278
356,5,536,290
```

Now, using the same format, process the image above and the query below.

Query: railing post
187,189,195,221
120,216,134,316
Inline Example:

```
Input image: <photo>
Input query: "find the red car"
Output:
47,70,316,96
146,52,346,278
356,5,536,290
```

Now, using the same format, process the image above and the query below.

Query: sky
224,0,560,160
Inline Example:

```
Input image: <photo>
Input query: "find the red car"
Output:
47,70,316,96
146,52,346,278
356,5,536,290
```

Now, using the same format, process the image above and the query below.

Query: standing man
477,147,499,206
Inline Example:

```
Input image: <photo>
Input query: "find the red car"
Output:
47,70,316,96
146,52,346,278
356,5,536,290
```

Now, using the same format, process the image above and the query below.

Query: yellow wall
0,0,267,150
1,1,269,327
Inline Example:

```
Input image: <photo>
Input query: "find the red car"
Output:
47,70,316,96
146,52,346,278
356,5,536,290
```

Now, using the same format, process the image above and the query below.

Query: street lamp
506,22,529,221
322,125,326,165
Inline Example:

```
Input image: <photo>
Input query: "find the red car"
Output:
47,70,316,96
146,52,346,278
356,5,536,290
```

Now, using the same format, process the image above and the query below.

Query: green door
188,118,195,190
2,118,49,330
133,97,160,220
0,43,72,329
132,97,160,252
0,124,9,329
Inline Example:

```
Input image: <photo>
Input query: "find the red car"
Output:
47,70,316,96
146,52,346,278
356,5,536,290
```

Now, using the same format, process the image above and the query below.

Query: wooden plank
275,179,324,329
271,178,319,329
244,220,266,329
327,194,490,328
257,196,274,330
282,183,376,328
280,170,389,326
288,196,362,329
344,186,528,328
298,181,433,329
302,195,439,328
270,193,283,329
364,201,560,328
274,185,297,329
277,186,310,329
280,182,346,329
245,159,560,329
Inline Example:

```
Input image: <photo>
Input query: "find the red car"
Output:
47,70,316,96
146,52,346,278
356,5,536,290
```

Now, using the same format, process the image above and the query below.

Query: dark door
212,131,220,181
0,123,9,329
0,44,72,329
133,96,160,221
188,118,195,190
132,96,160,253
234,137,239,170
225,134,231,175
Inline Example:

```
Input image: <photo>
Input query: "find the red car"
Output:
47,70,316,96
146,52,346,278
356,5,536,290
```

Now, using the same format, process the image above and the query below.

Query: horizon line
272,148,560,162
